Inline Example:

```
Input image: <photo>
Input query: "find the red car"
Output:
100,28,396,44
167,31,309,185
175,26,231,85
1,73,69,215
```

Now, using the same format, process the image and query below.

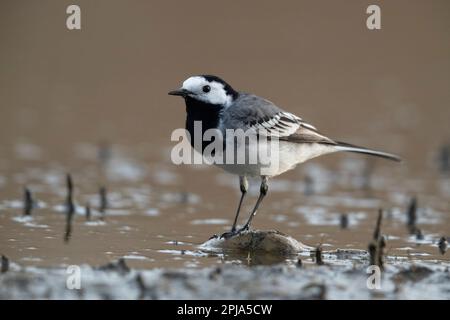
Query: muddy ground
1,244,450,300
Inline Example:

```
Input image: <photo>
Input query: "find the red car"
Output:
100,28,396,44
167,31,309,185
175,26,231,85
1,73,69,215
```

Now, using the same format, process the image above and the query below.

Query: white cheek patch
181,76,233,107
205,82,233,107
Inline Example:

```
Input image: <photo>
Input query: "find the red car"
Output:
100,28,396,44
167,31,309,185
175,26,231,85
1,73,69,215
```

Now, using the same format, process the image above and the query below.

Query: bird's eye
202,85,211,93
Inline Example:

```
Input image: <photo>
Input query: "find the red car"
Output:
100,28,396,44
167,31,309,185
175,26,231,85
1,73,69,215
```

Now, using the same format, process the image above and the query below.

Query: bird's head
168,75,238,108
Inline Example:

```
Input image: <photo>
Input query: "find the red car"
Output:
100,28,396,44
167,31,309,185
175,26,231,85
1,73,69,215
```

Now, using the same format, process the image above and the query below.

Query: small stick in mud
246,251,251,265
297,257,303,267
368,242,377,266
1,255,9,273
406,196,418,234
180,192,189,204
438,237,448,255
99,187,108,220
64,174,75,243
370,209,385,270
438,144,450,174
98,258,130,275
85,203,91,221
368,240,385,270
23,187,33,216
304,174,314,196
314,245,324,265
377,236,386,269
135,273,146,300
373,209,383,241
340,213,349,229
66,174,74,211
415,228,424,240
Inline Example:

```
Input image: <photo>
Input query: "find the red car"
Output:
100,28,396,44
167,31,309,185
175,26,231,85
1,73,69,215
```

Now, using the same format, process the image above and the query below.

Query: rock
1,255,9,273
199,229,311,256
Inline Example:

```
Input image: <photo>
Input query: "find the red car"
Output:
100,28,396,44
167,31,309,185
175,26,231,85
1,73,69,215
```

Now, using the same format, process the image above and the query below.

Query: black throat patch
185,97,224,153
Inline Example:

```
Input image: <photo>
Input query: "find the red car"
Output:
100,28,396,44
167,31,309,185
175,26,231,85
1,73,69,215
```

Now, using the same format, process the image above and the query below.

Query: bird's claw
220,225,251,239
220,231,237,239
220,229,240,239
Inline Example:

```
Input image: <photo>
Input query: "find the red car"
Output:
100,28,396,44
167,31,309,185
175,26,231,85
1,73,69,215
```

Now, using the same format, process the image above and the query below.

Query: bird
169,75,401,238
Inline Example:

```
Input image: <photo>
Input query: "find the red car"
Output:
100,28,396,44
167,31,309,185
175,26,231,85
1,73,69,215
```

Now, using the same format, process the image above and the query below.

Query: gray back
220,93,282,131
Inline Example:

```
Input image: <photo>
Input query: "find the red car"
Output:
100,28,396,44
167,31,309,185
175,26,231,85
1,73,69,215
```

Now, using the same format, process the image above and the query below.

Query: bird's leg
239,176,268,232
221,176,248,239
231,176,248,231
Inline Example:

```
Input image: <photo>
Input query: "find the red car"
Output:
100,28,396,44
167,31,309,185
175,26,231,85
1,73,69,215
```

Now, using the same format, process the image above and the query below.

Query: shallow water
0,142,449,269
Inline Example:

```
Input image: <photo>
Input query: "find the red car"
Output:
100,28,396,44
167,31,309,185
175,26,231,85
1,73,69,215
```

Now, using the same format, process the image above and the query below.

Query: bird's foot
220,230,238,239
220,225,251,239
235,223,250,234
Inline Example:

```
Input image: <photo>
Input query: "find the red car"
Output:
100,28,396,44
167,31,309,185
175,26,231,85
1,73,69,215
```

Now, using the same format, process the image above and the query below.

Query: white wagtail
169,75,400,238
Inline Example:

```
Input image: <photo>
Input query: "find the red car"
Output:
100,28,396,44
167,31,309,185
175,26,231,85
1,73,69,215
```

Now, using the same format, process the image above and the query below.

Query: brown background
0,0,449,168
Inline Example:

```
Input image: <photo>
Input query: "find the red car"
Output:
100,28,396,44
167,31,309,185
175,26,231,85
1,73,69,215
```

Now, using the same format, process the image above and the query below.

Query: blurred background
1,0,449,162
0,0,449,268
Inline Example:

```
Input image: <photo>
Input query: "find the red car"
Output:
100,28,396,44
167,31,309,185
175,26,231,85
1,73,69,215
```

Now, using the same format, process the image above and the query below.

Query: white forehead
182,76,209,90
182,76,227,92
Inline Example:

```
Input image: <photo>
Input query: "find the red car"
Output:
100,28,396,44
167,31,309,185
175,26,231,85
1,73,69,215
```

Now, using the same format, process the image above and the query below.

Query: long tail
334,141,402,162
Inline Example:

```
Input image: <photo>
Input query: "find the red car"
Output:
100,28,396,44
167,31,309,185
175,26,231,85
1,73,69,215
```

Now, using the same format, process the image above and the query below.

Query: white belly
212,141,337,177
